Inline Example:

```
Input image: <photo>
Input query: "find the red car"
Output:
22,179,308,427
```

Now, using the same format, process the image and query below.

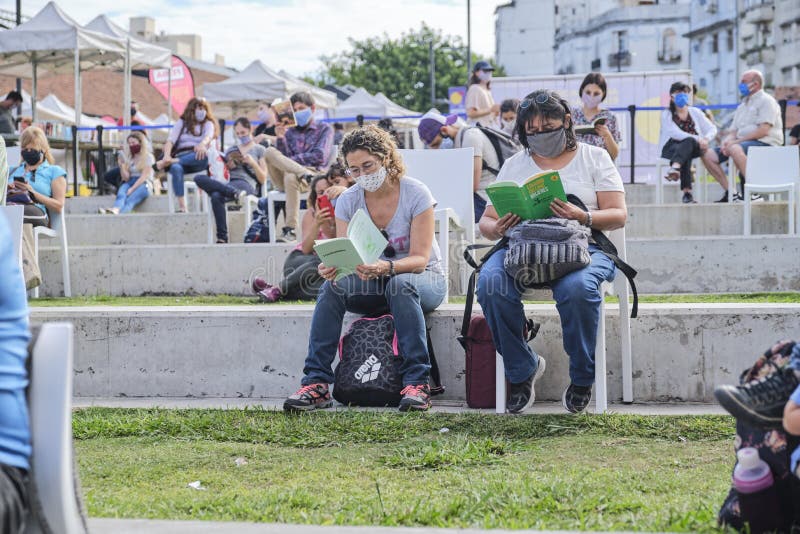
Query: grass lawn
29,292,800,307
74,409,736,531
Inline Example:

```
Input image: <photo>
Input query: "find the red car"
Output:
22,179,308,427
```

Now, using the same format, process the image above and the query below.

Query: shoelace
297,384,325,397
401,385,426,397
747,371,797,404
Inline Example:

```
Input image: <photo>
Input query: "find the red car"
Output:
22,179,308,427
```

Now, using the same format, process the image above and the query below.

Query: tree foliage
315,23,504,113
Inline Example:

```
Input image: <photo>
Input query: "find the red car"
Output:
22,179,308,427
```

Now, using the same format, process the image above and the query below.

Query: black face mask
130,107,137,117
21,149,43,166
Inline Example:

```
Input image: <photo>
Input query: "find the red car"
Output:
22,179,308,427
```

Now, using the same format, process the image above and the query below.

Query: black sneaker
507,356,546,414
562,383,592,414
715,192,729,203
682,192,696,204
298,174,315,186
750,193,764,202
276,227,297,243
713,367,800,429
283,383,333,412
399,384,431,412
731,192,743,203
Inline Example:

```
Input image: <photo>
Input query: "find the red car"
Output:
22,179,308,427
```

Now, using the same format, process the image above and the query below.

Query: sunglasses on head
380,230,396,258
519,92,551,110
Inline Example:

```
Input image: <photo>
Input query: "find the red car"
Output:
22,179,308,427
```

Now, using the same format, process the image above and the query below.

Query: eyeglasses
519,92,551,110
345,160,378,177
380,230,396,258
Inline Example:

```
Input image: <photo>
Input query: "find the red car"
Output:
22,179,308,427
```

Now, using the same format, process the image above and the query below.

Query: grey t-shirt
225,144,266,185
335,177,444,275
0,107,15,134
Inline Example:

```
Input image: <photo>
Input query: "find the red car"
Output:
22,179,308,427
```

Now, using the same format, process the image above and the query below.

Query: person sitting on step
98,131,155,214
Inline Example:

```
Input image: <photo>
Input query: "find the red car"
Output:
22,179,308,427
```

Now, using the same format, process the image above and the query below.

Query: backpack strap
426,327,445,396
567,194,638,318
458,238,507,349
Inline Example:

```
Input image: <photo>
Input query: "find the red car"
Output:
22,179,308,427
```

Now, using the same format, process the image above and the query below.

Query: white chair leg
167,174,175,214
743,186,752,235
655,160,664,205
594,297,608,414
788,188,795,236
495,351,506,414
618,281,633,403
267,195,277,243
31,231,40,299
60,230,71,298
206,196,214,244
436,211,450,304
728,161,737,199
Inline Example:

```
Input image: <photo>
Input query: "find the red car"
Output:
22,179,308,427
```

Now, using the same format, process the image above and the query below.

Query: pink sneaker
258,286,282,303
251,276,268,293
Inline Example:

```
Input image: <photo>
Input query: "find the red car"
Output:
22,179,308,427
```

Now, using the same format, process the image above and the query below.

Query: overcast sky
6,0,506,76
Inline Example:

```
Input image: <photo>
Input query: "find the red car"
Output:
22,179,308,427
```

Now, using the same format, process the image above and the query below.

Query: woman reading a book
477,89,627,415
254,175,335,302
571,73,621,160
283,126,446,413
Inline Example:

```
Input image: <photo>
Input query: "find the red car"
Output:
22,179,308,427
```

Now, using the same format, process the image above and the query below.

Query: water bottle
732,447,784,533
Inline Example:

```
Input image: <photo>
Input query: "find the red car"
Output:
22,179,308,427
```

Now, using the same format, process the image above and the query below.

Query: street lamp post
429,41,436,108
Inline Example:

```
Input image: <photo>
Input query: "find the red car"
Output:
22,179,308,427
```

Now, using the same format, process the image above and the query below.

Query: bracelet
584,211,593,227
387,260,396,277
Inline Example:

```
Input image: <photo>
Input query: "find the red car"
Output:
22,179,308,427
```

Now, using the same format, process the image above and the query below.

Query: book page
485,183,531,219
313,238,363,280
346,208,388,265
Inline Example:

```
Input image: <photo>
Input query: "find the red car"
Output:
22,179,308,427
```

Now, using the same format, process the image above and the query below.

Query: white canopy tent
85,15,172,125
203,60,338,115
332,88,420,125
36,93,105,127
0,1,126,126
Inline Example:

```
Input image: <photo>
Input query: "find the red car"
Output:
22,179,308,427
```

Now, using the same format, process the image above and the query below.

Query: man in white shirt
703,70,783,202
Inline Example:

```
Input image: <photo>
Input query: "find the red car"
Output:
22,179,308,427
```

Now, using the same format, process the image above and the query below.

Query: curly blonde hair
340,125,405,184
20,126,54,164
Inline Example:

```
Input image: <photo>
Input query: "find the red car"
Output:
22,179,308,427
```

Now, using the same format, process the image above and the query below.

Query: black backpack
243,198,271,243
469,124,523,176
333,314,444,407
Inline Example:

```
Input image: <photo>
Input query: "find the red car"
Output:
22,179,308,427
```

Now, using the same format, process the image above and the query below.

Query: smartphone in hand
316,194,333,214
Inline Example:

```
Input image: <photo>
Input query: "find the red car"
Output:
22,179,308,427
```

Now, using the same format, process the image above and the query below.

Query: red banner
149,55,195,117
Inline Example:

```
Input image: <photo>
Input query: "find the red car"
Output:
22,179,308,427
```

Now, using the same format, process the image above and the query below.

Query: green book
486,170,567,220
313,208,388,280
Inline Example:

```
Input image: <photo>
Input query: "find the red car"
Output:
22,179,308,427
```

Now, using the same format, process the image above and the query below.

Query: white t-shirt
488,143,624,211
455,127,499,198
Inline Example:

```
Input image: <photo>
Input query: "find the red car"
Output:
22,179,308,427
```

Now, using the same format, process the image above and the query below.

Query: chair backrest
398,148,475,243
0,205,24,264
24,323,88,534
745,146,800,186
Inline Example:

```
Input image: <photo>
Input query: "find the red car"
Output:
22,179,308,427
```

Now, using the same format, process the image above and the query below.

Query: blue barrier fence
69,99,799,193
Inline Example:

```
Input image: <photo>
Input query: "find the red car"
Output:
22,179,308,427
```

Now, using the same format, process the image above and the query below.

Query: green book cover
486,170,567,220
313,208,388,280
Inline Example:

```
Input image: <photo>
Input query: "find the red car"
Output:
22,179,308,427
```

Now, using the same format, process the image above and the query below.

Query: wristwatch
387,260,396,277
584,211,593,227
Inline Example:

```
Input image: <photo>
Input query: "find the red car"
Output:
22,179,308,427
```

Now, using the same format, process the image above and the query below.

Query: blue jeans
476,245,616,386
302,271,447,387
473,193,487,223
169,151,208,197
113,179,150,213
194,176,255,241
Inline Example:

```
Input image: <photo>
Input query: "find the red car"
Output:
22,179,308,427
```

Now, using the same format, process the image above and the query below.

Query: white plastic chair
166,170,205,214
1,146,21,202
23,323,89,534
265,189,310,242
1,204,24,273
743,146,800,235
655,157,708,204
31,210,71,298
494,227,634,415
399,148,476,302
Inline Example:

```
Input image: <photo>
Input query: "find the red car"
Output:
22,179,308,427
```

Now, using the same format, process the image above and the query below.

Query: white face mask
501,119,516,134
355,166,387,192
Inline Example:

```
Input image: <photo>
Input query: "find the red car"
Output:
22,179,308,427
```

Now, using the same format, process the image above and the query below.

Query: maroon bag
458,241,539,409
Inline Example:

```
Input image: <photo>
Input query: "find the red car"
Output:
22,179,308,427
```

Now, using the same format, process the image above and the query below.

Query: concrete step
626,202,793,237
624,181,732,205
38,235,800,297
66,195,171,214
33,303,800,403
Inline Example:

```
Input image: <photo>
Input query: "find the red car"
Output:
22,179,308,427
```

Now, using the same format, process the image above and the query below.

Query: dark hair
500,98,519,114
308,174,330,210
289,91,314,108
180,97,220,140
5,90,22,103
233,117,251,129
334,122,344,130
578,72,608,101
515,89,577,153
356,114,364,127
668,82,691,114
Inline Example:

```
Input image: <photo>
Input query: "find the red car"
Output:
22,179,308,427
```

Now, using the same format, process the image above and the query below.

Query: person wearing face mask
283,126,446,413
264,91,334,243
417,109,517,224
477,89,627,415
658,82,718,204
253,102,276,148
7,126,67,227
702,70,783,203
571,73,621,160
98,131,155,214
495,99,519,136
157,97,220,213
195,117,267,243
465,61,500,127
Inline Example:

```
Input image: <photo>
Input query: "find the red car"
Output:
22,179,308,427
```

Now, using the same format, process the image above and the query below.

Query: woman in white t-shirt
465,61,500,127
477,89,627,415
282,126,446,414
98,131,155,214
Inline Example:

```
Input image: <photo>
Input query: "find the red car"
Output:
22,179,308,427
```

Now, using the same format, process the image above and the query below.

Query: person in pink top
254,175,337,302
